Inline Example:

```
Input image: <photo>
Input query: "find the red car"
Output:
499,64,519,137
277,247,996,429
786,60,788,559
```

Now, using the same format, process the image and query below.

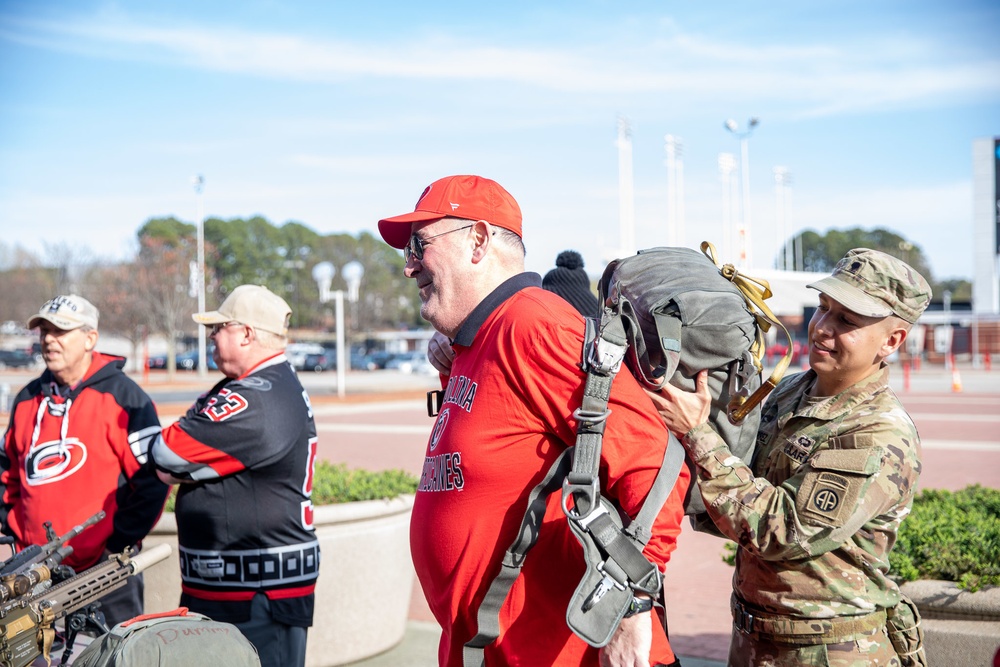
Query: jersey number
201,389,249,422
301,437,319,530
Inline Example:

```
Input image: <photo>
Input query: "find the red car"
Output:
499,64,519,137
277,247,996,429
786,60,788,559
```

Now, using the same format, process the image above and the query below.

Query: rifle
0,541,171,667
0,511,109,611
0,511,106,580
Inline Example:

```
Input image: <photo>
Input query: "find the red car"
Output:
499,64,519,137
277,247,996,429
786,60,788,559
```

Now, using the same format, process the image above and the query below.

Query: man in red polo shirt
378,175,690,667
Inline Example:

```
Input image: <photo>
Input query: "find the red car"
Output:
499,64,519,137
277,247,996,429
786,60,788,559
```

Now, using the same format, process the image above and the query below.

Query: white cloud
4,9,998,119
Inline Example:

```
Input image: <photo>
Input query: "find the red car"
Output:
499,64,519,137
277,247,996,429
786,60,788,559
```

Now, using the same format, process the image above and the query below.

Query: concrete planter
143,495,416,667
900,579,1000,666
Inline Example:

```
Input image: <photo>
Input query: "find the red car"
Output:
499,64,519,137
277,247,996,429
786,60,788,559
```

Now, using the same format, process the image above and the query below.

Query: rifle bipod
60,603,110,665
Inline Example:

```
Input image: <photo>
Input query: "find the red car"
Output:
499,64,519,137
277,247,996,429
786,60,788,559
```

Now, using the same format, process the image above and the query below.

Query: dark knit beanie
542,250,600,317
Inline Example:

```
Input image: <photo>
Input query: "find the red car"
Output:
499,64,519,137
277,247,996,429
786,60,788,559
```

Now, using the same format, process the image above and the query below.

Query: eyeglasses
210,321,242,335
404,224,474,263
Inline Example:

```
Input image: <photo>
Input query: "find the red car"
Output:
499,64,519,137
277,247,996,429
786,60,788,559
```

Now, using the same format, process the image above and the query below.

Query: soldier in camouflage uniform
648,248,931,666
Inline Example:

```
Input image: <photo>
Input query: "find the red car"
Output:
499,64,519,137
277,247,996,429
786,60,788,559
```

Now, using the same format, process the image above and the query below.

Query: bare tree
42,241,97,294
132,237,198,380
88,262,151,371
0,246,58,325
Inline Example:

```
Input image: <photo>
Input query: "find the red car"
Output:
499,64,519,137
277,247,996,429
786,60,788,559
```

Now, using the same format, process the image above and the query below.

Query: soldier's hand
644,369,711,438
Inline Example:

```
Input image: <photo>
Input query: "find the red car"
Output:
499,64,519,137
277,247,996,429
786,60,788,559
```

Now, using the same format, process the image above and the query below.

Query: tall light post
724,117,759,268
339,260,365,391
943,289,954,371
664,134,684,247
312,261,364,399
616,116,636,257
718,153,738,260
193,175,207,378
773,166,792,270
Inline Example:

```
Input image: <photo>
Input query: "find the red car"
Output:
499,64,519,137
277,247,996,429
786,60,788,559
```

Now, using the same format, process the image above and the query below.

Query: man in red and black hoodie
0,294,169,627
151,285,319,667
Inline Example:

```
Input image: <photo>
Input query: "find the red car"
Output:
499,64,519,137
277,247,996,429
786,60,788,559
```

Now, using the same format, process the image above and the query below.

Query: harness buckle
582,563,627,612
572,407,611,426
561,478,601,521
587,336,625,375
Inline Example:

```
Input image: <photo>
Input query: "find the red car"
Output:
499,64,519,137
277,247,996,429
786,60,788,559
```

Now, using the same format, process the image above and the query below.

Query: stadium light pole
718,153,737,260
616,116,636,257
339,260,365,396
193,175,207,378
312,261,351,398
725,118,759,268
664,134,684,247
773,166,791,270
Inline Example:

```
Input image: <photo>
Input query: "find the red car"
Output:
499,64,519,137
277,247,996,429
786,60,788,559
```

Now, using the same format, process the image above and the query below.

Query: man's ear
881,323,908,358
84,329,99,352
470,220,491,263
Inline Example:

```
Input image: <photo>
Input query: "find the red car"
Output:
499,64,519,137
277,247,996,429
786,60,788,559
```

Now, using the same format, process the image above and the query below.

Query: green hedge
890,484,1000,592
720,484,1000,592
164,461,417,512
311,461,418,504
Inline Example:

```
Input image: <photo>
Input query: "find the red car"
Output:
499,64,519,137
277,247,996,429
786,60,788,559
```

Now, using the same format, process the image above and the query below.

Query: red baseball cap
378,175,522,249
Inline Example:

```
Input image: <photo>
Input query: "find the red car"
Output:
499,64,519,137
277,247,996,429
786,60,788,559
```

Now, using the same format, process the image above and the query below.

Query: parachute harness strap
700,241,793,424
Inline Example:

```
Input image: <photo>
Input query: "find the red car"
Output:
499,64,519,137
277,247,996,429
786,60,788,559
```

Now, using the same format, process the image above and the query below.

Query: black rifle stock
0,543,172,667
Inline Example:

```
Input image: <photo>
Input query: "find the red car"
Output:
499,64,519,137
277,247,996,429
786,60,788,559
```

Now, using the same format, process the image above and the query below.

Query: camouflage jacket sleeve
681,410,919,562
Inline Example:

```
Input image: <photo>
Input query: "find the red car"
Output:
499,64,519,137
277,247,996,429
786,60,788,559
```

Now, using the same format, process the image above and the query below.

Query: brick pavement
301,364,999,663
1,362,995,664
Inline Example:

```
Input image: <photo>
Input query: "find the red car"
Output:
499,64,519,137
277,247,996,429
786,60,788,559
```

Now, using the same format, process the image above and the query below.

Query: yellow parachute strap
39,602,55,667
700,241,794,424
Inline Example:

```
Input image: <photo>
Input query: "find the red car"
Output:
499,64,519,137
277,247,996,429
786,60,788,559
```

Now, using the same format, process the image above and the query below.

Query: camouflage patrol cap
807,248,931,324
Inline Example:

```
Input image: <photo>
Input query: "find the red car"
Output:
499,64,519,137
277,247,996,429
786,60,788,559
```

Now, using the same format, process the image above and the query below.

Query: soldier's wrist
682,423,724,461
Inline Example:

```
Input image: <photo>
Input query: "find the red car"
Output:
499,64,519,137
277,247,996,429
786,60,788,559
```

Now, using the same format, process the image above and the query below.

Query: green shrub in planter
164,462,417,512
719,484,1000,592
890,484,1000,592
311,461,417,504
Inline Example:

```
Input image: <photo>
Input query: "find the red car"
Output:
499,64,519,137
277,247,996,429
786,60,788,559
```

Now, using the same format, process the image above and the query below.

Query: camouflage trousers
727,625,901,667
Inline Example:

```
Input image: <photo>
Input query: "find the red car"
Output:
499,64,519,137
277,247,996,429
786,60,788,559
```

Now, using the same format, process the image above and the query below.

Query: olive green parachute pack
72,607,261,667
463,243,794,664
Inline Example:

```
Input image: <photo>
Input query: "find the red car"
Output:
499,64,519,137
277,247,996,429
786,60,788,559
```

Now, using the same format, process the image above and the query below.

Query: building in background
973,137,1000,315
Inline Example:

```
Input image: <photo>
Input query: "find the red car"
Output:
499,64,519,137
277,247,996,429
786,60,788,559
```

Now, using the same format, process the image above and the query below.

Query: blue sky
1,0,998,283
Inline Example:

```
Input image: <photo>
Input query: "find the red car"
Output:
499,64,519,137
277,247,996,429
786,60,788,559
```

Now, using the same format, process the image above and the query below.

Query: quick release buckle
582,561,628,612
587,336,625,376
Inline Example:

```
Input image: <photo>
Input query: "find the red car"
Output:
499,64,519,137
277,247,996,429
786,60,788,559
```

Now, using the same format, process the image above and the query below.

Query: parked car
148,347,217,371
146,354,168,369
361,351,395,371
176,347,218,370
302,352,336,372
0,349,34,370
350,351,372,370
385,351,436,375
287,343,326,370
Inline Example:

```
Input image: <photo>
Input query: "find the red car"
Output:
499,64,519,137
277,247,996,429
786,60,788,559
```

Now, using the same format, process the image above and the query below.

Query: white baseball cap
193,285,292,336
28,295,100,331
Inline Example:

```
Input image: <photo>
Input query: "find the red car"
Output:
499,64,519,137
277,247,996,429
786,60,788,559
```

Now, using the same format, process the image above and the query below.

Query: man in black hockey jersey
151,285,319,667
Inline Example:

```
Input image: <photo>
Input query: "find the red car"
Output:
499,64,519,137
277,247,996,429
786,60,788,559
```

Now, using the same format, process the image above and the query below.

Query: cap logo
416,185,432,205
450,202,459,211
45,296,78,314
